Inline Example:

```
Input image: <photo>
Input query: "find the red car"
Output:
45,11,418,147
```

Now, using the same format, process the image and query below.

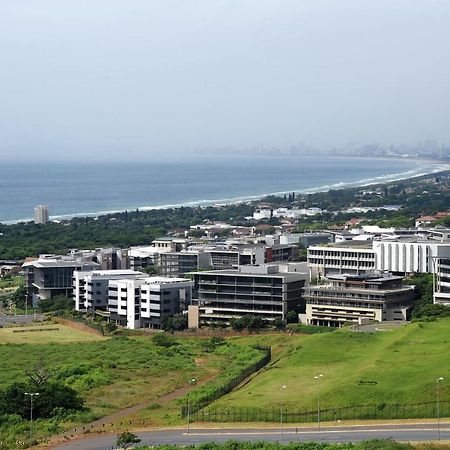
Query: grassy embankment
208,319,450,413
0,323,265,447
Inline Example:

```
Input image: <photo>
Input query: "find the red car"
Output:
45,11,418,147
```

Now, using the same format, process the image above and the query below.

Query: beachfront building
191,263,307,326
301,274,415,327
34,204,49,224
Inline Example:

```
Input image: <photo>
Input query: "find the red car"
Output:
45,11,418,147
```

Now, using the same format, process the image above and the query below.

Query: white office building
73,269,145,312
109,276,193,329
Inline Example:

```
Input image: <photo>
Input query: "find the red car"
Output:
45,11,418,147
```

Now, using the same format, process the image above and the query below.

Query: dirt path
47,374,215,448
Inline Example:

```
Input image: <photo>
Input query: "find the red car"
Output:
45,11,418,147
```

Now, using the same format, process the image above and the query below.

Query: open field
209,319,450,412
0,331,266,448
0,323,104,344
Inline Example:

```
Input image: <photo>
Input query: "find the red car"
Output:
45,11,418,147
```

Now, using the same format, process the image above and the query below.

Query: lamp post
314,374,323,431
436,377,444,441
280,385,286,444
24,392,39,447
186,378,196,435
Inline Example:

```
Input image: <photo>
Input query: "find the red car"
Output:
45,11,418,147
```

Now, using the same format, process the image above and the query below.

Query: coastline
1,157,448,225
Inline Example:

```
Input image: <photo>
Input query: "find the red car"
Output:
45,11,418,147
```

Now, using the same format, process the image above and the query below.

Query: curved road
50,423,450,449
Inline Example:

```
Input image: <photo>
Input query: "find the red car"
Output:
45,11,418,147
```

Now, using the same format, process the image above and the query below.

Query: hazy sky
1,0,450,161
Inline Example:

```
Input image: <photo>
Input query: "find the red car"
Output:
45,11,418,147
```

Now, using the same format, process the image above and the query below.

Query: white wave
1,160,448,224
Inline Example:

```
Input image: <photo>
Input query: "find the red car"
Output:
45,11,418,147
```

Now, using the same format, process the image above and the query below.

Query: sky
1,0,450,161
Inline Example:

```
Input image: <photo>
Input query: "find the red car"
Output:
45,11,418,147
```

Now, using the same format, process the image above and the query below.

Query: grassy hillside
0,326,266,448
210,319,450,411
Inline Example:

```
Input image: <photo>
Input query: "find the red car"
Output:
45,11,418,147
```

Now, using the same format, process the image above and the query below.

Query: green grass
0,275,24,290
211,319,450,411
0,333,267,447
0,323,104,344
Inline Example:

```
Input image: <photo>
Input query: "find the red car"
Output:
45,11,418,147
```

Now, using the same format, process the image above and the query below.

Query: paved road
0,312,45,326
50,423,450,449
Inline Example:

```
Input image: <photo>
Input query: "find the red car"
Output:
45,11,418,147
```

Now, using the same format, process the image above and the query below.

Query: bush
152,333,178,348
230,315,269,331
0,381,84,419
38,295,73,313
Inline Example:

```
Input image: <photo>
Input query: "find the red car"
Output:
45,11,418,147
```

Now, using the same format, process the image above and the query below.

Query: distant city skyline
1,0,450,162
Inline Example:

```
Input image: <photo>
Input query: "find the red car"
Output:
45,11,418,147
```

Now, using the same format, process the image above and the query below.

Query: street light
280,385,286,444
186,378,197,435
436,377,444,441
314,374,323,431
24,392,39,446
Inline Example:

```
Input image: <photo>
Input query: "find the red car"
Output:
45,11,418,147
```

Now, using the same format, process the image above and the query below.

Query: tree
117,431,141,449
0,381,83,419
25,358,54,387
163,313,188,332
38,295,73,313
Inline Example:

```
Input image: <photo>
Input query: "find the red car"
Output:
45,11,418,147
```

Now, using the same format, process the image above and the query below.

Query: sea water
0,155,444,223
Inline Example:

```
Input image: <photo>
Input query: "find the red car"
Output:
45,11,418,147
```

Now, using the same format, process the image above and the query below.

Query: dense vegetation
0,329,267,448
1,172,449,260
0,203,254,259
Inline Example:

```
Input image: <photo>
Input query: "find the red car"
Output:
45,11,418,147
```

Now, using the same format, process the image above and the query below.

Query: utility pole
25,392,40,447
314,374,323,431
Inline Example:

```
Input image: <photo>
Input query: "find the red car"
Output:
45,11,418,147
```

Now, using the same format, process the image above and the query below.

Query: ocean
0,155,444,223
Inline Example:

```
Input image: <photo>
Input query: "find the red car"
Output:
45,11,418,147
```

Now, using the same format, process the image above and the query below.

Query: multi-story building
302,274,415,327
267,244,299,262
68,248,129,270
208,246,266,269
373,239,450,274
108,276,193,329
307,242,376,278
73,269,145,312
128,246,160,271
23,257,99,305
433,257,450,306
158,251,211,277
34,204,49,224
192,263,307,326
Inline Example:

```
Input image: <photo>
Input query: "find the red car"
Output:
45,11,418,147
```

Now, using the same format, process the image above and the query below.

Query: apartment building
192,263,307,326
302,274,415,327
34,204,49,224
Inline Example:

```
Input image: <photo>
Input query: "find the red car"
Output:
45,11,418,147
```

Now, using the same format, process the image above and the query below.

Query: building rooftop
23,259,99,269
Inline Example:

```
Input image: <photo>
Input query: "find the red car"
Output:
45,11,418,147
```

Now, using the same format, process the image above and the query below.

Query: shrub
152,333,178,348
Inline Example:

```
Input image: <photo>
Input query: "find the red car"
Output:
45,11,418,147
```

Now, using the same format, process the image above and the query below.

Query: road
50,423,450,449
0,312,45,326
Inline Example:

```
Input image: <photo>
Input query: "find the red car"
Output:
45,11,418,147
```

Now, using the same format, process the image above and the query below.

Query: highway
50,423,450,449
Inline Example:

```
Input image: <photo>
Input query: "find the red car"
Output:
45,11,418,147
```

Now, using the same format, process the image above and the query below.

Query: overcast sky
1,0,450,161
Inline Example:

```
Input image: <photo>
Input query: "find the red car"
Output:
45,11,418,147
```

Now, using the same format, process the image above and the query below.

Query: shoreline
1,157,449,225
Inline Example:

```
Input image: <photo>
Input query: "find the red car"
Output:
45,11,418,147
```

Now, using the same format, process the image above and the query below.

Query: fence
53,315,104,335
181,345,271,418
186,400,450,423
